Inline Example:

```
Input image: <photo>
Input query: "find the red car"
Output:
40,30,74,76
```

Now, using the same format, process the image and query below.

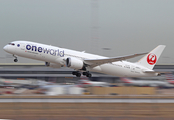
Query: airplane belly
90,63,157,77
100,64,124,76
90,64,127,77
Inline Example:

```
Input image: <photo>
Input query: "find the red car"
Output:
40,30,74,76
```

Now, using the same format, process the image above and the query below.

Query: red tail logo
147,53,157,65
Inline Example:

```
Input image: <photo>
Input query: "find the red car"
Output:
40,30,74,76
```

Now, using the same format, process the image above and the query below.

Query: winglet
137,45,166,70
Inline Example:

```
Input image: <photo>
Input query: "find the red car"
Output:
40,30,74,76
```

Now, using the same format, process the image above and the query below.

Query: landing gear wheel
72,71,77,75
14,58,18,62
84,72,92,77
76,73,81,77
86,73,92,77
82,72,87,75
72,71,81,77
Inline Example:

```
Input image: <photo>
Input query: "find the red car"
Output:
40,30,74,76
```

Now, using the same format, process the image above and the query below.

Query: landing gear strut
13,55,18,62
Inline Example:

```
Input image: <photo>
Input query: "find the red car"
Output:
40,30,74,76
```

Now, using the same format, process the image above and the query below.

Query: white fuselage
3,41,157,77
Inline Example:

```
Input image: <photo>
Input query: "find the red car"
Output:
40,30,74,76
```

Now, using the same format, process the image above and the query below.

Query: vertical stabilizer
137,45,166,70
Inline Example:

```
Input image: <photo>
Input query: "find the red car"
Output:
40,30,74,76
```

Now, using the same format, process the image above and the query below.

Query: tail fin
137,45,166,70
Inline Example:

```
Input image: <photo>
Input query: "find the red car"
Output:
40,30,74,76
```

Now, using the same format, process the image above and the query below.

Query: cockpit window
8,43,15,46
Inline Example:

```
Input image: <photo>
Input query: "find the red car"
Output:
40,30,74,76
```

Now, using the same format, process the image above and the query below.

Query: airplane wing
84,52,148,67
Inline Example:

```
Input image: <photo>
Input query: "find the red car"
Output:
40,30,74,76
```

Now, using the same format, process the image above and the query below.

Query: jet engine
66,57,86,70
45,62,62,68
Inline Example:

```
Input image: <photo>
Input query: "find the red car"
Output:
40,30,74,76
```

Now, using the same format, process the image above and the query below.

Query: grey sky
0,0,174,64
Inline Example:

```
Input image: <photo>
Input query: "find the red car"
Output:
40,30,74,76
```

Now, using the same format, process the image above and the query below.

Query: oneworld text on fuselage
26,44,64,57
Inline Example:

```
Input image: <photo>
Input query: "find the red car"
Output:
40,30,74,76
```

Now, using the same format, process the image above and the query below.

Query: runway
1,98,174,103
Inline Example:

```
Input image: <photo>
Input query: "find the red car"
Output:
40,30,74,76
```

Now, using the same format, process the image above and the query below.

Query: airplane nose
3,45,8,52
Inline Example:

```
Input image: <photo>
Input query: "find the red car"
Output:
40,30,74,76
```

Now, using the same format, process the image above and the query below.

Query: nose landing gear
13,55,18,62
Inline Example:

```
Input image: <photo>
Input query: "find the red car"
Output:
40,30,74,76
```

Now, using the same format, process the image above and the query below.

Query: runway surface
1,98,174,103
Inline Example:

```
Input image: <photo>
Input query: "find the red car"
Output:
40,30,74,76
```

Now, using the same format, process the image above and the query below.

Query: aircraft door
131,65,135,73
131,65,141,74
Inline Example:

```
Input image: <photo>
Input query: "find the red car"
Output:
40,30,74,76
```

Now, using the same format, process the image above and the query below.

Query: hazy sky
0,0,174,64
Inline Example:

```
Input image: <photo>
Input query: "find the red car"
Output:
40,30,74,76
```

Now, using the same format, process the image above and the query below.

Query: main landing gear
72,71,92,77
13,55,18,62
72,71,81,77
82,71,92,77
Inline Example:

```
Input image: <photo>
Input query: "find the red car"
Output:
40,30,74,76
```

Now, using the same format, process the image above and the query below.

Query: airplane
120,75,174,87
3,41,167,77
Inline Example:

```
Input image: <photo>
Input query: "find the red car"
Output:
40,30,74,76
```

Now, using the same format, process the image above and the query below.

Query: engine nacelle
66,57,86,70
45,62,62,68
